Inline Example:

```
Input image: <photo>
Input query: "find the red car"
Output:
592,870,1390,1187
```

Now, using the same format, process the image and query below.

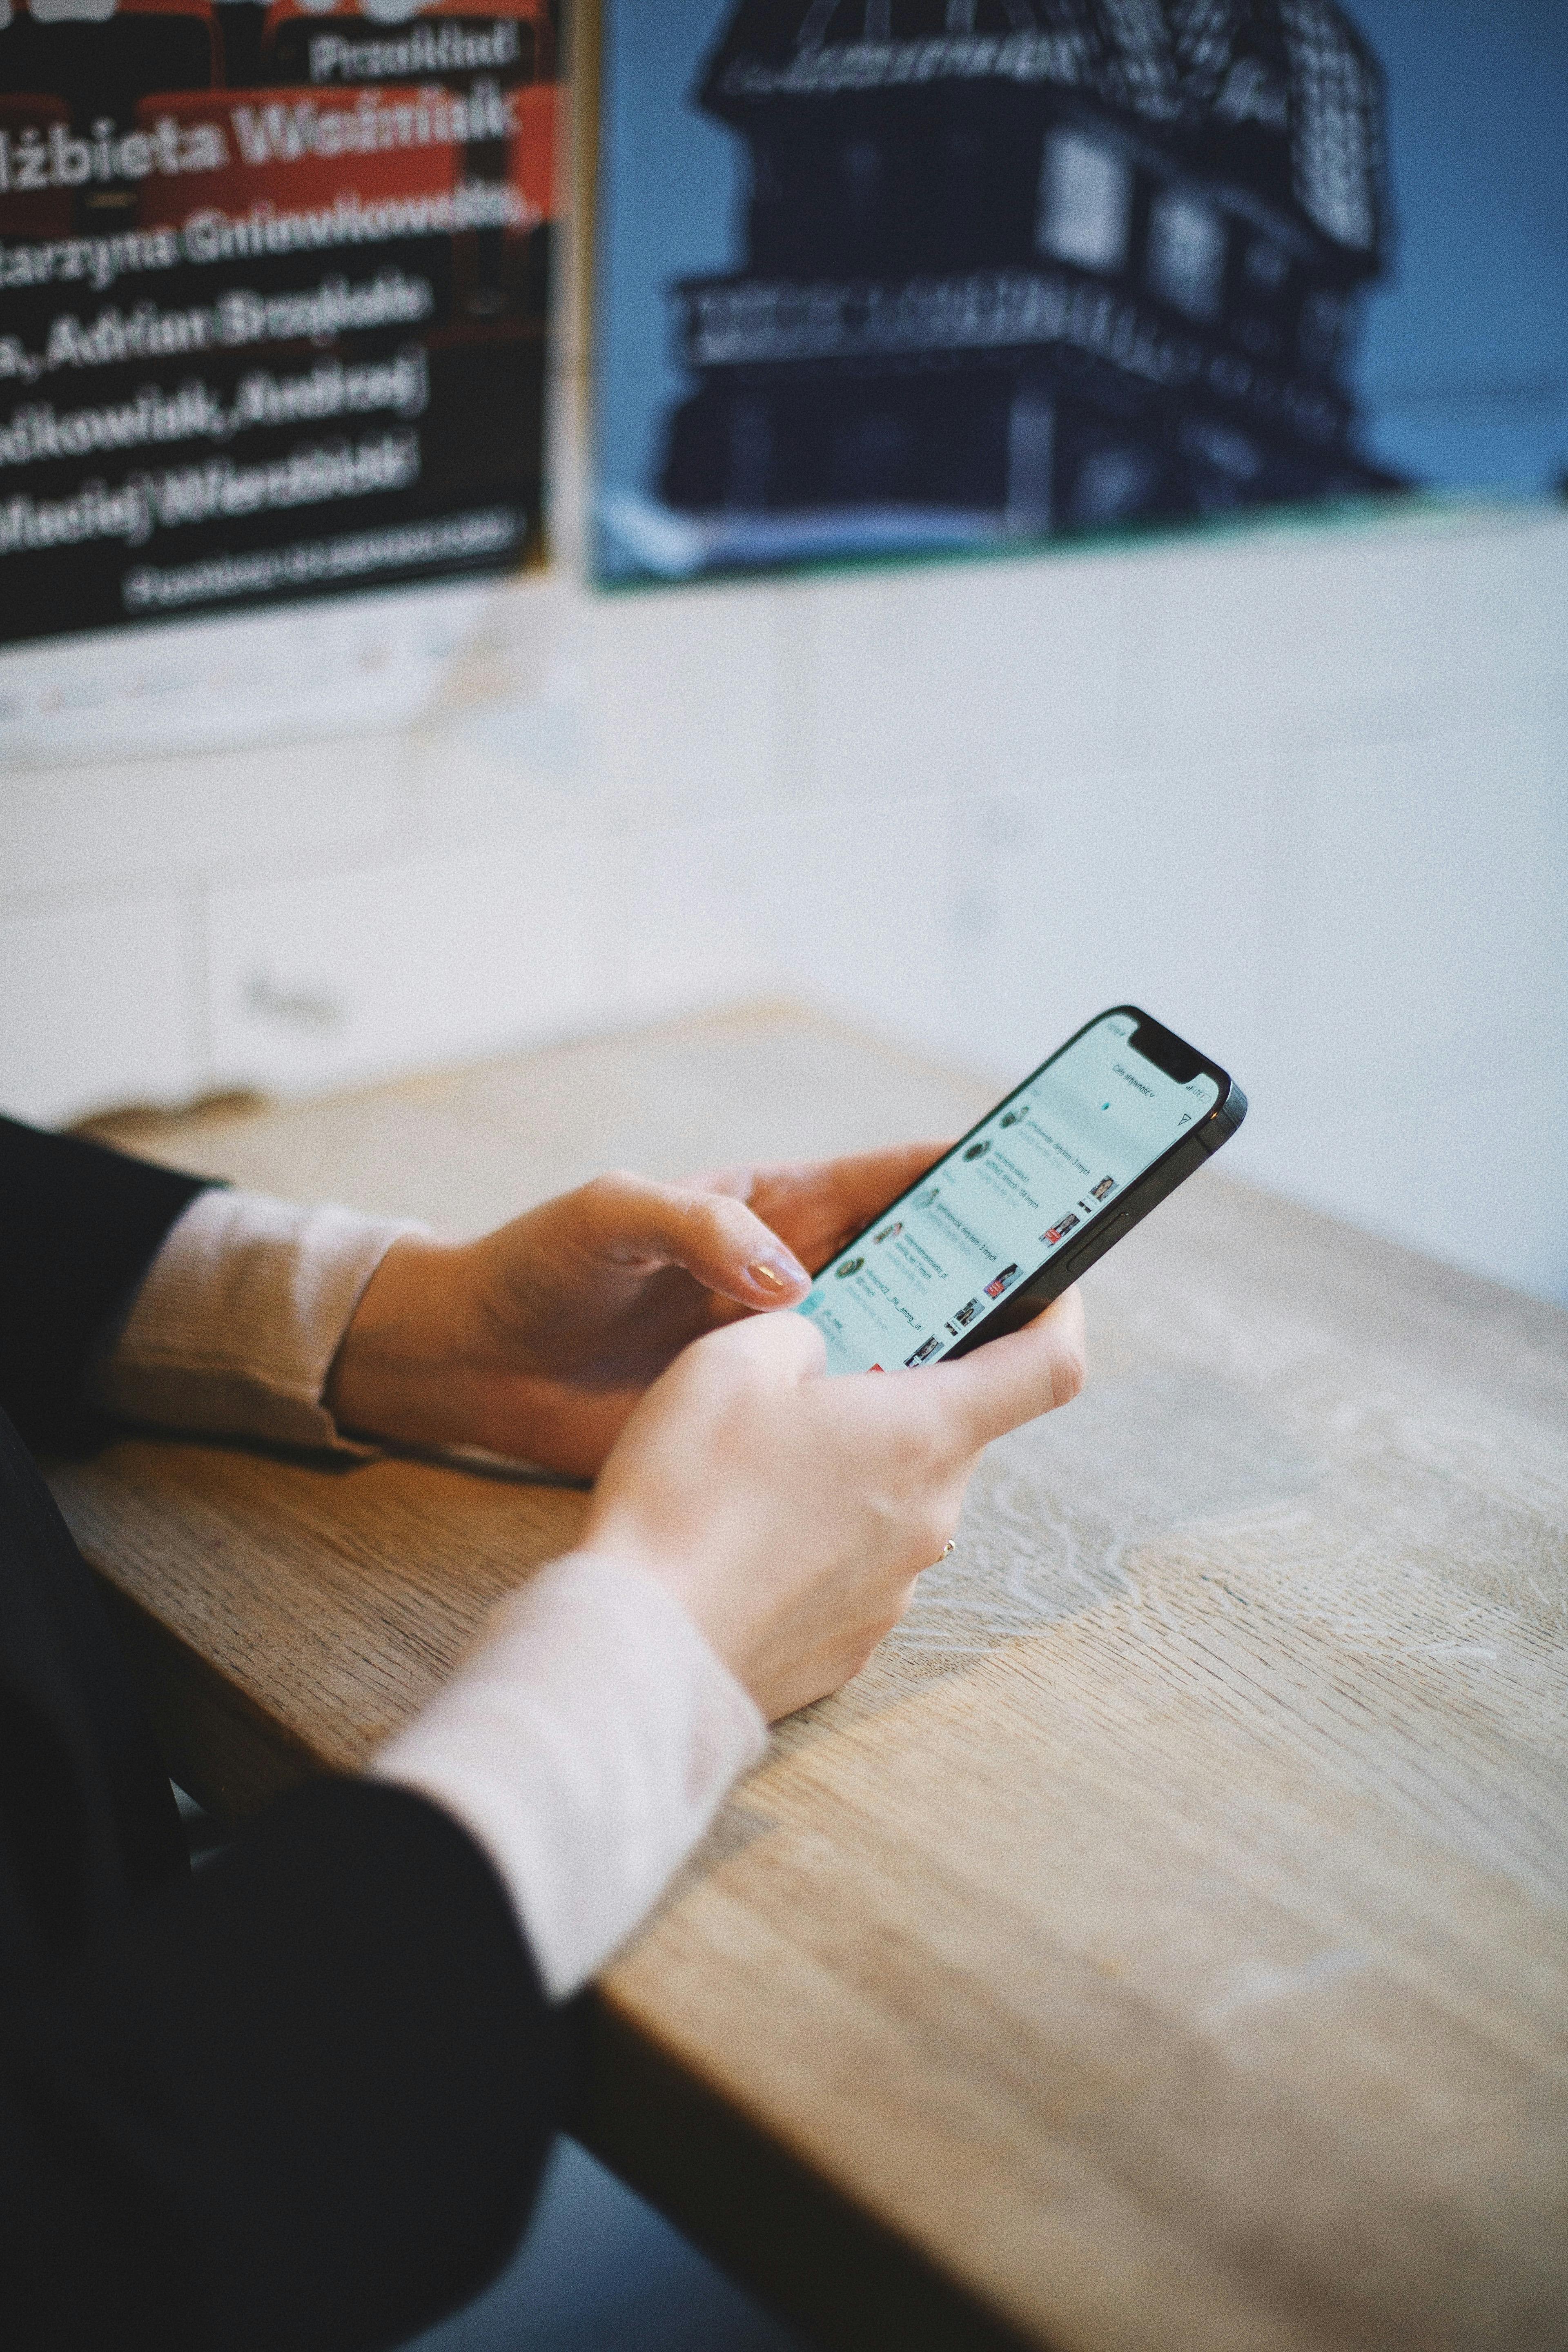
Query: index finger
699,1142,956,1270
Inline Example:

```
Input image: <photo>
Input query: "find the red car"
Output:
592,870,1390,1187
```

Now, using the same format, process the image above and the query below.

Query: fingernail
749,1255,807,1295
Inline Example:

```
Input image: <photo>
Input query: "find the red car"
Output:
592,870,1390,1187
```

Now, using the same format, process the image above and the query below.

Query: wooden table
51,1004,1568,2352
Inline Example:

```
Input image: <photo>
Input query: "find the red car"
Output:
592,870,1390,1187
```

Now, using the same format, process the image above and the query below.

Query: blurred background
2,0,1565,1310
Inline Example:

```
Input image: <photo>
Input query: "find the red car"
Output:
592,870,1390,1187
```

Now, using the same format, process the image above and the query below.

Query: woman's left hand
325,1143,947,1475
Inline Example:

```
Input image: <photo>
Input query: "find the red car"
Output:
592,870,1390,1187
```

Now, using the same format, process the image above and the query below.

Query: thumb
935,1287,1088,1450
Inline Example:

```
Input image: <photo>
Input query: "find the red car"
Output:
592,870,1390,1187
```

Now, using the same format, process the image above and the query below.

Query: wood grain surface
50,1003,1568,2352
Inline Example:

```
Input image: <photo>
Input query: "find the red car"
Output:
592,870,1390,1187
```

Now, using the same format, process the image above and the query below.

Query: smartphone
799,1007,1245,1373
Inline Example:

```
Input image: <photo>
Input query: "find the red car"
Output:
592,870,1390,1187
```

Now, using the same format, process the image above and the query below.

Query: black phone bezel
808,1006,1246,1369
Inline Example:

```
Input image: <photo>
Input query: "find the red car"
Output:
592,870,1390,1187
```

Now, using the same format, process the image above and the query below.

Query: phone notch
1125,1013,1205,1086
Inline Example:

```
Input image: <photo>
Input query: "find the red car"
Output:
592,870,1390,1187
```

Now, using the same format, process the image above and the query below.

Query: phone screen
800,1011,1221,1374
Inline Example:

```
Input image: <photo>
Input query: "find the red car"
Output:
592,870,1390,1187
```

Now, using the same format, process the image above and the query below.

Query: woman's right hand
580,1290,1087,1722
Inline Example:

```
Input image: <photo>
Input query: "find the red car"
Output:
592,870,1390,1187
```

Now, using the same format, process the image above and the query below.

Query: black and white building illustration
633,0,1404,570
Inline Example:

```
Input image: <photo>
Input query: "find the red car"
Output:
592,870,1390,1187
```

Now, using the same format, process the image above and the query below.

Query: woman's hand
325,1145,947,1475
581,1291,1086,1720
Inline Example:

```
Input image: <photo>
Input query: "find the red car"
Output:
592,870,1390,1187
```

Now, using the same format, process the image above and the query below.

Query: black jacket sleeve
0,1416,568,2349
0,1114,216,1451
0,1115,570,2348
0,1779,566,2352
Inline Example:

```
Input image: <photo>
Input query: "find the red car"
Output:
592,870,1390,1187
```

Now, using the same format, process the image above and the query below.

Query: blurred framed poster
591,2,1568,585
0,0,561,648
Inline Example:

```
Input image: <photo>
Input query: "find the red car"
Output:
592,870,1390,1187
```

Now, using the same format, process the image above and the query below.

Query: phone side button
1054,1210,1131,1284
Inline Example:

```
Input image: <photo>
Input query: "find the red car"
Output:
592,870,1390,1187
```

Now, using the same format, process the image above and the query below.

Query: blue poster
592,1,1568,584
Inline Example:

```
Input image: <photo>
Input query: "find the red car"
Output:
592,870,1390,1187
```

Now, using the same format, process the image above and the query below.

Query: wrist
575,1515,749,1693
325,1232,481,1444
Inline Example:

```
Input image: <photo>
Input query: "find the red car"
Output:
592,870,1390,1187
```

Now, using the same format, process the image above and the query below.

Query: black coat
0,1115,562,2350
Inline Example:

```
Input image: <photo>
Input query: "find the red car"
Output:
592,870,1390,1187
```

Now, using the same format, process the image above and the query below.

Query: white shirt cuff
89,1187,426,1454
372,1550,768,1999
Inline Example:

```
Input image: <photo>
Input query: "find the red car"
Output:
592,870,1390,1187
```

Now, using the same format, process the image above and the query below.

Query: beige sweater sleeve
89,1186,767,1996
88,1187,425,1453
374,1552,766,1997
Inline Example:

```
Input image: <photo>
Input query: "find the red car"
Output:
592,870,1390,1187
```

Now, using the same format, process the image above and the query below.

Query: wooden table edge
91,1572,330,1819
579,1988,1046,2352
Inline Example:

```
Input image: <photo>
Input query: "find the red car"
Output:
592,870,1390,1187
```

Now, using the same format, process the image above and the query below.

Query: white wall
3,477,1565,1303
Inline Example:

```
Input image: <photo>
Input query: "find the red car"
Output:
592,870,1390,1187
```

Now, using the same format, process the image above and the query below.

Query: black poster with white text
0,0,559,646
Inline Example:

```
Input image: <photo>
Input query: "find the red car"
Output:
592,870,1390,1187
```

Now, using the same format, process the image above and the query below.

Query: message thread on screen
800,1013,1218,1374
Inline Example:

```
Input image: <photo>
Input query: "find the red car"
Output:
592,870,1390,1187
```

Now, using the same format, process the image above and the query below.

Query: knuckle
838,1633,883,1684
915,1503,951,1561
682,1190,746,1254
878,1579,917,1637
1053,1335,1088,1408
685,1161,749,1198
911,1420,958,1488
582,1169,636,1215
702,1192,751,1243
